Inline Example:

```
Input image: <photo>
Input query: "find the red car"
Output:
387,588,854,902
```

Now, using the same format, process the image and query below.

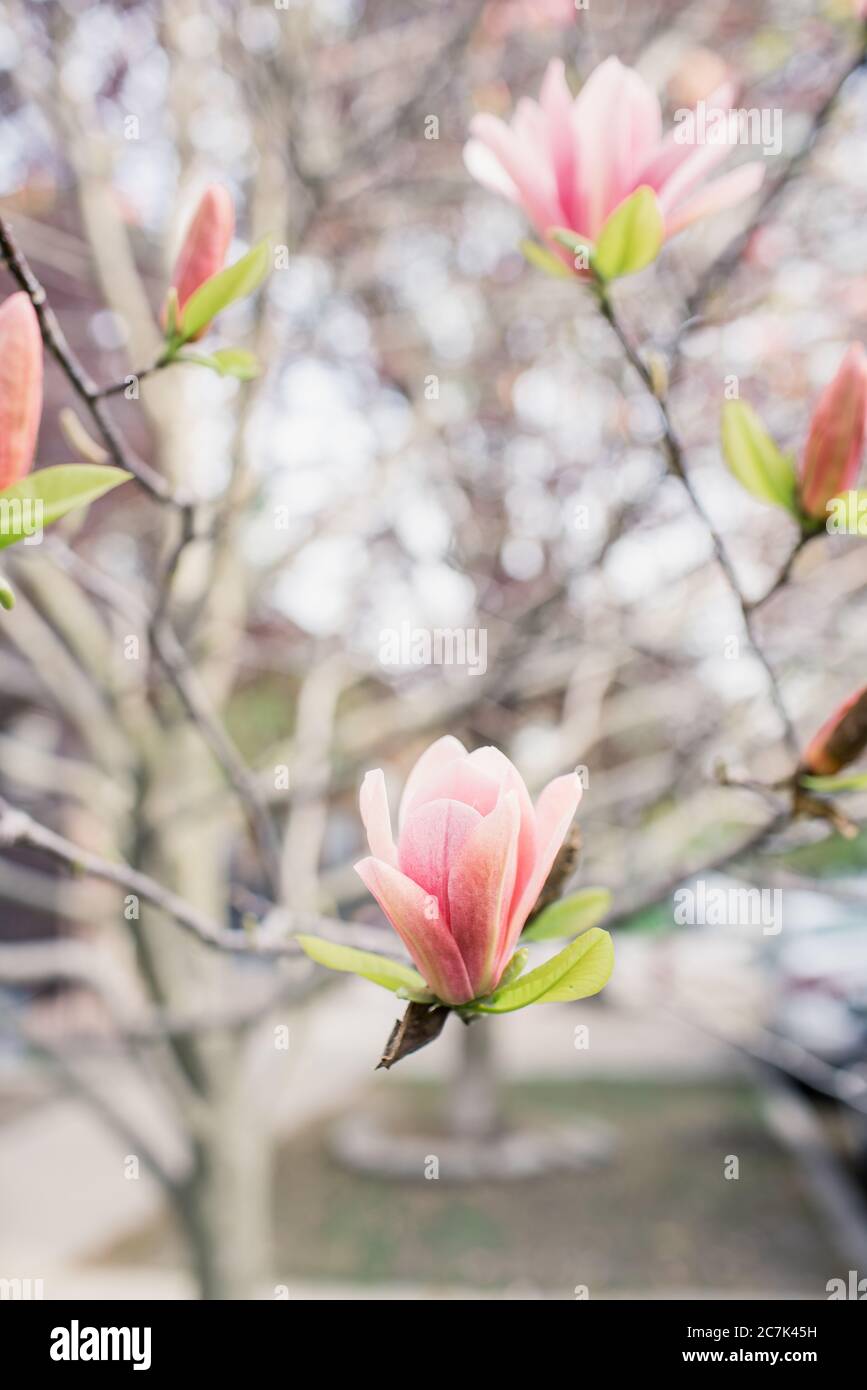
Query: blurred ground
2,936,853,1300
95,1071,840,1299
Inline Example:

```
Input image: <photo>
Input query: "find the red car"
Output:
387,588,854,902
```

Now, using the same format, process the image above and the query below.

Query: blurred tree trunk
182,1044,273,1301
136,733,276,1300
449,1019,502,1139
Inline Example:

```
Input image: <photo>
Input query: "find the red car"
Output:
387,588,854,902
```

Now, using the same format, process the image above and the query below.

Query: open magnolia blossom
464,56,765,272
356,738,585,1004
297,738,614,1042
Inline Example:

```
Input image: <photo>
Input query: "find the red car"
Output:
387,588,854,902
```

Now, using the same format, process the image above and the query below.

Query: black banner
1,1297,863,1374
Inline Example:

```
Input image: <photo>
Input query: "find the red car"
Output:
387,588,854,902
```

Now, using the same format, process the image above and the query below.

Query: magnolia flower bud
799,343,867,520
0,293,43,491
165,184,235,340
802,685,867,777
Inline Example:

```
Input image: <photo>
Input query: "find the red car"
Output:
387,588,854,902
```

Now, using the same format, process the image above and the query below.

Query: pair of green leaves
295,885,614,1017
163,236,272,379
720,400,801,520
523,187,664,283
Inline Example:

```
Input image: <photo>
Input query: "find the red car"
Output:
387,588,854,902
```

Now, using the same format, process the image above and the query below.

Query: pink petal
354,857,473,1005
463,139,520,202
654,140,733,220
500,771,583,971
464,746,537,904
513,96,551,152
398,798,482,923
540,59,581,232
664,161,765,237
573,57,662,237
0,293,43,489
398,735,466,830
800,342,867,517
170,184,235,339
637,80,737,194
401,756,500,826
359,769,397,867
448,792,520,998
467,111,564,239
636,130,719,196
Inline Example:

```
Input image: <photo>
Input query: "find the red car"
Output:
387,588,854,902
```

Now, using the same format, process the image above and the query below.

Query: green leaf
0,465,131,550
546,227,593,272
721,400,798,514
592,187,663,281
177,347,260,380
0,576,14,610
522,886,612,942
164,287,180,340
548,227,593,255
209,347,260,379
295,934,433,1000
178,237,272,342
496,948,528,989
799,771,867,793
520,238,573,279
475,928,614,1013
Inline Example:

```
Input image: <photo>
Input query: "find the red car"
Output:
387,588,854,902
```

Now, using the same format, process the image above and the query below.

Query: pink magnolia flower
0,293,43,491
355,737,582,1005
464,57,765,265
165,184,235,339
799,343,867,520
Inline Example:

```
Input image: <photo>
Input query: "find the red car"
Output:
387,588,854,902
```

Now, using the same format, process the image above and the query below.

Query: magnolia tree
1,1,867,1300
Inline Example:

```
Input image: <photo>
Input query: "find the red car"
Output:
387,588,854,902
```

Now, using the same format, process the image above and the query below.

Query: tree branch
596,282,800,759
0,797,286,956
0,215,187,506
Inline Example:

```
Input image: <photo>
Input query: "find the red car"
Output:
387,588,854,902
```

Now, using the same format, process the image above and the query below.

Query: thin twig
677,28,867,342
596,283,799,758
44,534,284,896
0,796,285,956
148,622,284,894
605,809,792,930
97,362,169,398
0,216,187,506
746,536,810,613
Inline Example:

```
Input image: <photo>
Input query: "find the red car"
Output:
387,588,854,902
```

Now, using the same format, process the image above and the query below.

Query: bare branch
0,796,285,956
595,282,800,759
0,215,186,506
